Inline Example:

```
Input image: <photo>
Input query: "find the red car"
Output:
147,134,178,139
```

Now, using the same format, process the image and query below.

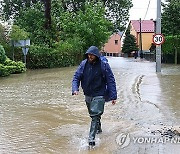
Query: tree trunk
174,35,179,64
43,0,51,29
175,47,177,64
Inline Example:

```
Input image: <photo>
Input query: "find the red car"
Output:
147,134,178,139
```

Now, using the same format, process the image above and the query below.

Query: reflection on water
0,57,180,153
160,64,180,119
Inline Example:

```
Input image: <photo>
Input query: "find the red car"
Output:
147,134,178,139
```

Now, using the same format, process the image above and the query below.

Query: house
101,31,123,57
129,19,155,52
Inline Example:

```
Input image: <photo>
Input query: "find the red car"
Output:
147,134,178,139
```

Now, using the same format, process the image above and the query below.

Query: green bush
162,36,174,54
162,35,180,63
0,64,11,77
28,45,53,69
4,58,26,73
28,38,84,69
162,35,180,54
0,45,7,64
0,58,26,77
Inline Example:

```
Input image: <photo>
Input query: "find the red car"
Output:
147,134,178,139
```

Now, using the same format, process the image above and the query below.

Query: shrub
28,45,53,69
4,58,26,73
162,35,180,63
0,45,7,64
28,38,84,69
0,64,10,77
162,35,180,54
0,58,26,77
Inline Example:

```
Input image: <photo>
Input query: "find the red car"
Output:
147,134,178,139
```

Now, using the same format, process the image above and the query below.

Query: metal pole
156,0,161,72
24,54,26,67
12,40,15,61
24,40,27,68
139,18,143,59
139,18,142,52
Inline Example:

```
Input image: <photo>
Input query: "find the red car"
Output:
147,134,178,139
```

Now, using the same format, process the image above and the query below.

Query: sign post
156,0,162,73
153,33,165,73
153,34,165,45
13,39,30,67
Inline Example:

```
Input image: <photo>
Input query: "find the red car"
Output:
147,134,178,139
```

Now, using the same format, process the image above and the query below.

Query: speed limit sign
153,34,165,45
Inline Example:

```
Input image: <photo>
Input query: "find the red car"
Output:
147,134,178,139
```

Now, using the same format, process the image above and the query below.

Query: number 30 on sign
152,34,165,45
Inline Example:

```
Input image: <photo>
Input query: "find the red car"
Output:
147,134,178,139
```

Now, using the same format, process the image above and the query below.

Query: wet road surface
0,57,180,153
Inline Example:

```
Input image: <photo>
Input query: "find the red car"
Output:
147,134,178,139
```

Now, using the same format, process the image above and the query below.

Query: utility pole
139,18,143,58
156,0,161,72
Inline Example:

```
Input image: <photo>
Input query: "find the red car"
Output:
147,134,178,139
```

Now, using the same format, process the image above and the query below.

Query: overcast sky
129,0,165,20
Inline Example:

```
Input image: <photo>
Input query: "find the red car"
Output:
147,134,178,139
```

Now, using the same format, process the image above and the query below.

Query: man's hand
73,91,79,95
112,100,116,105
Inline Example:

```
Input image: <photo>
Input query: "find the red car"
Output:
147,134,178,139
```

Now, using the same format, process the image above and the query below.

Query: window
115,40,118,45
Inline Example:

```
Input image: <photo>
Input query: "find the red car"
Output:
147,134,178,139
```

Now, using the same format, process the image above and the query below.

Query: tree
14,2,57,46
9,25,29,41
122,34,139,56
162,0,180,64
0,24,7,45
1,0,132,31
162,0,180,35
60,1,112,50
42,0,52,29
104,0,133,31
0,0,38,20
61,0,133,31
0,0,52,29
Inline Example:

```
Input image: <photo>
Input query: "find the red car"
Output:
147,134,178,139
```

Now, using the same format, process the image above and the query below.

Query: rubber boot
85,96,105,146
88,116,98,146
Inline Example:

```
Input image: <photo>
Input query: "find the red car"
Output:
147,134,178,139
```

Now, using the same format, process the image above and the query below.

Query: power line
143,0,151,20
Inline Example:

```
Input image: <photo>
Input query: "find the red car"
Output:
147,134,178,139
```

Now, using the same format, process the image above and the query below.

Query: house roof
130,20,155,33
108,31,123,39
117,31,124,37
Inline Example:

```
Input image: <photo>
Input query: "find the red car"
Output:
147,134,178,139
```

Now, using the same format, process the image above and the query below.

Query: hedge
162,35,180,54
27,40,83,69
162,35,180,63
0,58,26,77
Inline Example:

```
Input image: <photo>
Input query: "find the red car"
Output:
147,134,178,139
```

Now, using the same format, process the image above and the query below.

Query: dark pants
85,96,105,142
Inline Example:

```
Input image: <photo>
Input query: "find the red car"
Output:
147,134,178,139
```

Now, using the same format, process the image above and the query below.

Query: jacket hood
85,46,100,58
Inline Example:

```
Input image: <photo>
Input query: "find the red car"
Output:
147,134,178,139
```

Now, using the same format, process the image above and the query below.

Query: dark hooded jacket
72,46,117,102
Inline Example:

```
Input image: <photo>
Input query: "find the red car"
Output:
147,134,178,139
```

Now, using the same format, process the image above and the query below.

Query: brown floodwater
0,57,179,153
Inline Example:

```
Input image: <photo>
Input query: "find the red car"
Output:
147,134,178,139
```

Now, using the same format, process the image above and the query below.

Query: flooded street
0,57,180,154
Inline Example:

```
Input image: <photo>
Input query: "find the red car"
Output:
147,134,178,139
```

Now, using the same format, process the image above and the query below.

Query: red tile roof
131,20,155,33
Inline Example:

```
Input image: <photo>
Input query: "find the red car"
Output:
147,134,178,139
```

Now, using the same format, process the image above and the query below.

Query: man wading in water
72,46,117,147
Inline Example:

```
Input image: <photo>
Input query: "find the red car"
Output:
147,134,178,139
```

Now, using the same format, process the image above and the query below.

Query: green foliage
60,0,132,31
0,64,10,77
0,24,12,58
60,2,112,51
162,35,180,64
15,2,59,47
162,35,180,54
0,45,26,77
162,36,174,54
125,25,130,35
0,0,39,20
4,58,26,73
1,0,132,31
161,0,180,64
9,25,29,41
1,0,132,69
0,24,7,45
122,34,139,55
28,39,83,69
0,45,7,64
105,0,133,31
0,58,26,77
162,0,180,35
